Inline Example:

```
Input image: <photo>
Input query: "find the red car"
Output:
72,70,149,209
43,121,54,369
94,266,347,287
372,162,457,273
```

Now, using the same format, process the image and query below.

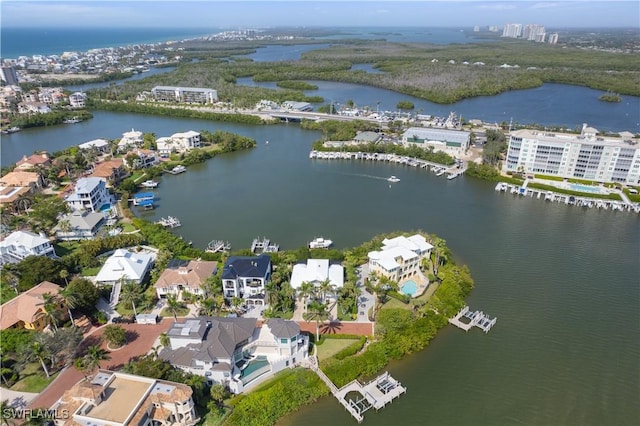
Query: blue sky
2,1,639,28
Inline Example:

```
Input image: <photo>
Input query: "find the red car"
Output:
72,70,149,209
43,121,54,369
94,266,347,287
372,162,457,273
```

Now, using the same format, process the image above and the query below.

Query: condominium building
151,86,218,104
503,125,640,184
51,370,198,426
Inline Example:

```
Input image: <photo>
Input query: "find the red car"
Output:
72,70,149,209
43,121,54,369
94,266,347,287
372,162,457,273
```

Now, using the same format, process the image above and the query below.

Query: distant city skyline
2,1,639,29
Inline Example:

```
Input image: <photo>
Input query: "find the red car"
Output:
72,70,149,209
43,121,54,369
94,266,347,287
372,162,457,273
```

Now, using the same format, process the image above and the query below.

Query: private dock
305,356,406,423
206,240,231,253
132,192,154,206
449,306,497,333
155,216,181,228
251,237,279,253
494,181,640,214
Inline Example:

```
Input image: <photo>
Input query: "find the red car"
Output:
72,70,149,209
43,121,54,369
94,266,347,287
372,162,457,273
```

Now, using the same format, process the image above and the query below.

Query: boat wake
331,171,389,181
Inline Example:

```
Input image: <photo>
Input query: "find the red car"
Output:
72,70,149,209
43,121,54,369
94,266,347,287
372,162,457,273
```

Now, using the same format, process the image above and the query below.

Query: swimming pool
401,280,418,297
568,183,603,194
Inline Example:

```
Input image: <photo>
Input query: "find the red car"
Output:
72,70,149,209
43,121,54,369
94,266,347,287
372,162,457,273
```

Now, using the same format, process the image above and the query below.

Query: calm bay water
1,31,639,425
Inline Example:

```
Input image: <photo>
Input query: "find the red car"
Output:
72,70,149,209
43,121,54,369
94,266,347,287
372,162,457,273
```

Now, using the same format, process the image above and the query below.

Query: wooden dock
305,356,406,423
449,306,497,333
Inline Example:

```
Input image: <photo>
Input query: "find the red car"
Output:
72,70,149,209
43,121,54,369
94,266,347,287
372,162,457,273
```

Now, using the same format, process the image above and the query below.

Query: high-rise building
502,24,522,38
548,33,559,45
503,125,640,184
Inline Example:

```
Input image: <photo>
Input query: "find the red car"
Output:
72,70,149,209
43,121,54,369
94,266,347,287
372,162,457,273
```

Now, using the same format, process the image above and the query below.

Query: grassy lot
160,306,190,318
317,339,360,362
81,266,102,276
10,363,58,393
381,297,410,310
54,241,80,257
121,222,138,233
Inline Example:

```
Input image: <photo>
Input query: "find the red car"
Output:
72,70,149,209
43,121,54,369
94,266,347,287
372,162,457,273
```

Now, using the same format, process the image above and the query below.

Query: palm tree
231,296,243,313
59,268,70,285
303,300,330,342
120,282,142,316
297,281,317,307
166,294,184,321
197,297,220,317
39,292,61,331
59,285,78,326
20,341,51,378
76,345,111,377
318,278,336,303
159,332,170,349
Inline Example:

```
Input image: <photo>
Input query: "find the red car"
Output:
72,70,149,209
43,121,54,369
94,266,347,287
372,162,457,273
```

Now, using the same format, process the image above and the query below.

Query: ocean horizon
0,27,220,58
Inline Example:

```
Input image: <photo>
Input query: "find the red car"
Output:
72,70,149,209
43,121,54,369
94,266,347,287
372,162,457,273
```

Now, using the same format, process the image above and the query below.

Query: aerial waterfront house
151,86,218,104
89,158,127,185
0,281,65,331
78,138,110,153
65,177,112,212
0,230,57,265
53,210,107,241
401,127,470,155
156,130,201,155
125,149,160,169
94,248,154,286
290,259,344,302
0,170,43,189
367,234,433,282
68,91,87,108
14,152,51,170
154,259,218,300
160,317,308,394
50,370,198,426
503,124,640,184
221,254,271,306
118,128,144,152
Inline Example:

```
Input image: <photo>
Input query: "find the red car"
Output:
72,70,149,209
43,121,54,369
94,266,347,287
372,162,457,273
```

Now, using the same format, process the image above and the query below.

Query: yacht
309,237,333,249
387,176,401,183
140,180,159,188
171,165,187,174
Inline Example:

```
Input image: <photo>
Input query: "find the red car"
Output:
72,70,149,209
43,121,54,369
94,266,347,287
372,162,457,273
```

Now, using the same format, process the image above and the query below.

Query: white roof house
381,235,433,257
95,249,154,284
117,128,144,152
65,177,111,212
290,259,344,290
78,138,110,152
0,230,56,265
367,234,433,282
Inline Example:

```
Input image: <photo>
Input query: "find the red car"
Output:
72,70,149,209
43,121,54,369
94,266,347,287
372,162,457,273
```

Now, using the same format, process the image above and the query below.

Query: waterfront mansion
160,316,308,394
221,254,271,306
368,234,433,282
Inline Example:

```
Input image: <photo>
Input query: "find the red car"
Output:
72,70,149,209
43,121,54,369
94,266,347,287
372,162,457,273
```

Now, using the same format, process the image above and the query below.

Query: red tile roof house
154,259,218,300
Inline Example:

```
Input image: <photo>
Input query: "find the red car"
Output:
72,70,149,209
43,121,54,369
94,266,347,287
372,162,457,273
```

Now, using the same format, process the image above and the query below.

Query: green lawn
10,363,58,393
81,266,102,276
381,297,410,310
317,338,360,361
121,222,137,233
160,306,190,318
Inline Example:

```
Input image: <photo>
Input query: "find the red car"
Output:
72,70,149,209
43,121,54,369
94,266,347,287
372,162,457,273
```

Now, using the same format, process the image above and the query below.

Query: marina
309,150,465,179
154,216,181,228
205,239,231,253
449,306,497,333
250,237,280,253
305,356,406,424
494,182,640,213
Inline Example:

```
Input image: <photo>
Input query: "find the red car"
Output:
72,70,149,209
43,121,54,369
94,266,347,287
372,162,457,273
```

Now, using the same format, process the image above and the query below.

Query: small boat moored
309,237,333,249
140,180,159,188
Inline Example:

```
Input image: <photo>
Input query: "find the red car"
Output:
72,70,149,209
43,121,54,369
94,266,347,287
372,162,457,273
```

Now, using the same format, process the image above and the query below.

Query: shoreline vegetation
216,231,473,426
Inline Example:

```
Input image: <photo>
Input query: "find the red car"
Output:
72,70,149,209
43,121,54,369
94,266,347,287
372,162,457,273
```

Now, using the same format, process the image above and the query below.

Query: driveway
356,264,375,322
27,318,173,409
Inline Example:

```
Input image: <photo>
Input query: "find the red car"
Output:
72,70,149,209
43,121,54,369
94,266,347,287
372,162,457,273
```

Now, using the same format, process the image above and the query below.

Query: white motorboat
309,237,333,249
140,180,159,188
171,165,186,174
387,176,400,183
